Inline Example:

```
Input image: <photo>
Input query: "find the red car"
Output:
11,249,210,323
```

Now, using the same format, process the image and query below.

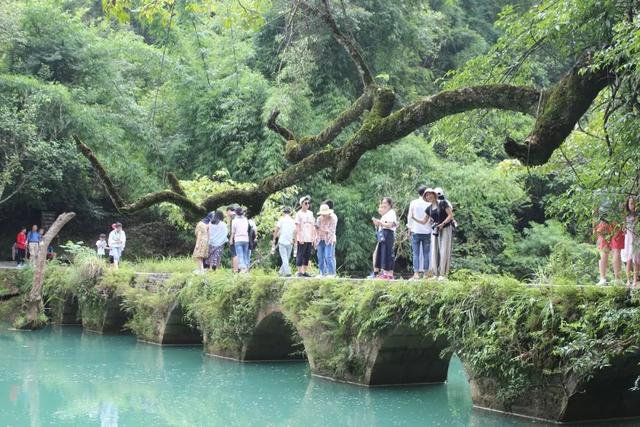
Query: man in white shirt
273,207,296,277
407,185,433,279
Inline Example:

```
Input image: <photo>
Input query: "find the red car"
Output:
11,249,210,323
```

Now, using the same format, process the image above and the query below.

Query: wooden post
17,212,76,330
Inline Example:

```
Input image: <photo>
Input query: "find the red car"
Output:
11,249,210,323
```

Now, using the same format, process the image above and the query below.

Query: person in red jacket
15,228,27,267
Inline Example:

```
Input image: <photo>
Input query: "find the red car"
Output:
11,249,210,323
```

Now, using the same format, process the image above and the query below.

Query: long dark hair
212,210,224,224
626,196,637,215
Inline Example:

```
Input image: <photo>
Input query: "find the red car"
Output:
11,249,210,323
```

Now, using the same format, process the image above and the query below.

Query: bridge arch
363,325,452,386
159,302,202,345
241,305,305,361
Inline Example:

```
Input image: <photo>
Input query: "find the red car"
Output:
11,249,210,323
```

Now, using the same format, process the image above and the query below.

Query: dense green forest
1,0,638,280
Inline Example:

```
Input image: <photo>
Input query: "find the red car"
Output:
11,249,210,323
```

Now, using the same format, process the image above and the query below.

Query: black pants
296,242,313,267
375,229,395,271
16,248,26,265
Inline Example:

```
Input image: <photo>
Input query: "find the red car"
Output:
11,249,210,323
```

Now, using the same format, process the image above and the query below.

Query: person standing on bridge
231,207,251,273
407,185,432,279
27,225,41,264
624,195,639,288
207,211,227,271
108,223,127,270
295,195,315,277
273,206,296,277
193,214,211,274
226,205,239,273
372,197,397,280
15,227,27,267
316,203,337,277
413,189,454,280
322,199,338,275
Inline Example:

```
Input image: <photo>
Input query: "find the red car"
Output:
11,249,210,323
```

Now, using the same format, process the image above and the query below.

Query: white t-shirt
407,198,433,234
96,240,107,256
108,230,126,249
295,210,315,242
277,215,296,245
380,209,398,232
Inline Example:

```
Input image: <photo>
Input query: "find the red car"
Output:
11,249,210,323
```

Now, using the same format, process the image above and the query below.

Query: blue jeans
317,240,335,275
235,242,250,270
412,233,431,272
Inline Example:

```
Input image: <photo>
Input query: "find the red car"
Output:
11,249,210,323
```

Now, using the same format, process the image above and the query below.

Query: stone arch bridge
2,269,639,424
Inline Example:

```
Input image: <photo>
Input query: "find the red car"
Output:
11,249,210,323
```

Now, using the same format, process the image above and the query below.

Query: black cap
418,185,427,196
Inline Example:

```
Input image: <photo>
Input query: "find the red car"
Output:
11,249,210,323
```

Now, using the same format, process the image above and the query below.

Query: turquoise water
0,326,637,427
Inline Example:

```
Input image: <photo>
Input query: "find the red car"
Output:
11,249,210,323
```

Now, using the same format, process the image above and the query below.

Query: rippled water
0,325,637,427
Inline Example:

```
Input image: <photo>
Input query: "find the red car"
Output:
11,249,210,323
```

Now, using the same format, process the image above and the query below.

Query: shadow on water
1,324,639,426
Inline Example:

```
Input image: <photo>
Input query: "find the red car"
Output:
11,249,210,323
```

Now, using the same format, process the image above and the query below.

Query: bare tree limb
74,136,206,217
298,0,374,87
73,135,126,209
267,109,296,141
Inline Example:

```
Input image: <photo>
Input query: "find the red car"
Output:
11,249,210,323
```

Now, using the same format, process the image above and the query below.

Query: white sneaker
596,279,607,286
437,276,446,281
315,274,324,278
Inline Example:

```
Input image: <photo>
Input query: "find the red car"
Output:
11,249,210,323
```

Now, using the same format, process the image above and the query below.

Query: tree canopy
1,0,638,276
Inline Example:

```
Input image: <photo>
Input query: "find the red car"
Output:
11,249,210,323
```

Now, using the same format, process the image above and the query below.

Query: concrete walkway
0,261,19,269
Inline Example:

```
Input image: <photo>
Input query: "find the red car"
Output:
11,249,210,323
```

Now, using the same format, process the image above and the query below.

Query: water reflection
1,325,639,426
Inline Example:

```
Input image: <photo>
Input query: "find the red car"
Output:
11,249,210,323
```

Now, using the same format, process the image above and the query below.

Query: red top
16,232,27,250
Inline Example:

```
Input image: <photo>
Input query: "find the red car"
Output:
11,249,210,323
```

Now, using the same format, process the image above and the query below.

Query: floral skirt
208,244,224,267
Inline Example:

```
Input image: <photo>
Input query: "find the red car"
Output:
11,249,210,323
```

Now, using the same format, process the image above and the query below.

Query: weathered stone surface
50,295,81,325
156,303,201,345
467,350,640,423
204,305,304,361
82,296,130,334
242,306,304,361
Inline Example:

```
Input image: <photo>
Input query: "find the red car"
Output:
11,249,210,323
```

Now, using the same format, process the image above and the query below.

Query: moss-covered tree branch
504,53,611,165
282,89,374,162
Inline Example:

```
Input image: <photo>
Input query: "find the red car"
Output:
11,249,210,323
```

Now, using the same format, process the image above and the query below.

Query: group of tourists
95,222,127,269
595,195,639,287
192,206,258,274
271,196,338,278
189,185,455,280
405,185,455,280
13,225,54,267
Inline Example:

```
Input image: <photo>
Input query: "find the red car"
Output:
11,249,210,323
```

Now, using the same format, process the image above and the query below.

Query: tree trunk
16,212,76,330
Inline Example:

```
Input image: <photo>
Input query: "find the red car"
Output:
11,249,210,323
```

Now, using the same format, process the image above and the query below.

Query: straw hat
317,203,334,216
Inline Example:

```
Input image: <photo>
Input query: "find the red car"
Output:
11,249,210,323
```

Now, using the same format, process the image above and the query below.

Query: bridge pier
81,296,130,334
301,324,451,386
50,294,80,325
468,350,640,423
139,302,202,345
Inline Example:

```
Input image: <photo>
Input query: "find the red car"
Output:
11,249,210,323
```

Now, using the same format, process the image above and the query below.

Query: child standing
96,234,108,259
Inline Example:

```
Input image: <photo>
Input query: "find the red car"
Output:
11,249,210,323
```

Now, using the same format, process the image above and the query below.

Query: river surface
0,326,637,427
